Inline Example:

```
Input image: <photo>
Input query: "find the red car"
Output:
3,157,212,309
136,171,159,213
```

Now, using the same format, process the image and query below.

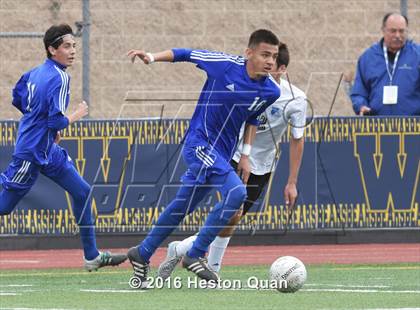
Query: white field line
305,284,391,288
0,285,33,287
303,288,420,294
80,289,147,293
332,266,420,271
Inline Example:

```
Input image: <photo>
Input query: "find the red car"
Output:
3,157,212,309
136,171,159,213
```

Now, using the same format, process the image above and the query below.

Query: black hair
382,12,408,28
43,24,74,58
276,42,289,68
248,29,280,48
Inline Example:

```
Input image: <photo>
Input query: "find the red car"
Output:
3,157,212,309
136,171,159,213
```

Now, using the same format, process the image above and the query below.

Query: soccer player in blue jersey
0,24,126,271
158,43,307,279
126,29,280,286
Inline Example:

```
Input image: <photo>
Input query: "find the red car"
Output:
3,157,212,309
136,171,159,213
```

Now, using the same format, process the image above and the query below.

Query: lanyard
383,46,400,85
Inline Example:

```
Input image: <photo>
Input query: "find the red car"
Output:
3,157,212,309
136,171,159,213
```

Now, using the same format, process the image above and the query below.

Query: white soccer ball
269,256,307,293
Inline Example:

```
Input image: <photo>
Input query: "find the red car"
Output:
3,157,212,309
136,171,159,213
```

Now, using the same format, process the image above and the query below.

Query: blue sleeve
246,114,261,126
12,71,31,114
350,56,370,114
172,48,243,77
246,90,281,126
47,73,70,130
48,114,69,130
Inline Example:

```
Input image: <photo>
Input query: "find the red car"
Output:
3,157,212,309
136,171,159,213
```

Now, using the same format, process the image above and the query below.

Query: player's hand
284,183,298,210
359,106,371,116
68,101,88,123
55,131,61,144
237,155,251,184
76,101,89,119
127,50,153,64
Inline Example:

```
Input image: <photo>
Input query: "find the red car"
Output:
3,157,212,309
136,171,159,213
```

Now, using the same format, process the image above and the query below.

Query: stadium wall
1,117,419,240
1,0,420,120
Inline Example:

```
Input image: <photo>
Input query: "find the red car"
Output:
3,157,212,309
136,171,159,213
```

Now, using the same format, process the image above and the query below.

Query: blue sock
139,203,185,262
139,185,212,262
50,164,99,260
187,170,246,258
79,226,99,260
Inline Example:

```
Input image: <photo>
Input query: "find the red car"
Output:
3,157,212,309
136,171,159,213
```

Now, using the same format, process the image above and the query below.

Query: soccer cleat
182,254,219,282
157,241,182,280
84,251,127,272
127,246,150,289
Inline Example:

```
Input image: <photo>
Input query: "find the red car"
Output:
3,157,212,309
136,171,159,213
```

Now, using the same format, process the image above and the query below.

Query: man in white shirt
158,42,307,279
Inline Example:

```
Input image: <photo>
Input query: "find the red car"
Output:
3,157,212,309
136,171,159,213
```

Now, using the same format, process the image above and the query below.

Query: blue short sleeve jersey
12,58,70,165
172,48,280,160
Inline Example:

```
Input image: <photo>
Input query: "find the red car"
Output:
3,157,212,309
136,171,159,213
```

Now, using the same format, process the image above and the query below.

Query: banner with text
0,117,419,235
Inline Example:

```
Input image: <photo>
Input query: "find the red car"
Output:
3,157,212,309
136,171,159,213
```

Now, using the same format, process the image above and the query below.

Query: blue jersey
172,49,280,160
12,58,70,165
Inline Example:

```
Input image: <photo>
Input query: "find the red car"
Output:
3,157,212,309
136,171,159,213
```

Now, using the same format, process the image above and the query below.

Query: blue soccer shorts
0,144,74,193
181,144,235,186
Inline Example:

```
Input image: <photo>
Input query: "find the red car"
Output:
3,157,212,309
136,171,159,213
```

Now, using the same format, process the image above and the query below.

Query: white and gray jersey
233,78,307,175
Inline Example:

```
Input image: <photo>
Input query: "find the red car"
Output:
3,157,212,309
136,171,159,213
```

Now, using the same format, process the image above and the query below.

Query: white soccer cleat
157,241,182,280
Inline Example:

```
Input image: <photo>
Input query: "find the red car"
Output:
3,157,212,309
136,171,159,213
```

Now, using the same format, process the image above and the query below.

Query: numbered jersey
12,58,70,165
233,79,307,175
172,49,280,160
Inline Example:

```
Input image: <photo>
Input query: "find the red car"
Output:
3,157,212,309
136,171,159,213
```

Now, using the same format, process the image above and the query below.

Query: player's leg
128,184,212,286
42,145,126,270
128,145,217,286
162,170,271,277
0,189,27,215
0,158,39,215
207,171,272,272
183,169,246,280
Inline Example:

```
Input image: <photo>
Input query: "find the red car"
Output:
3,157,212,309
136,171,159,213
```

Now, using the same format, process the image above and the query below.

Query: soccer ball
269,256,307,293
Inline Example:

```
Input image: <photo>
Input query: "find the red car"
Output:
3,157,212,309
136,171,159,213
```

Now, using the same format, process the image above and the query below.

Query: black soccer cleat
84,251,127,272
127,246,150,289
182,254,219,282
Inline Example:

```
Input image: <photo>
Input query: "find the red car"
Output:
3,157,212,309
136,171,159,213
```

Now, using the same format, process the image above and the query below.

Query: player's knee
226,185,247,209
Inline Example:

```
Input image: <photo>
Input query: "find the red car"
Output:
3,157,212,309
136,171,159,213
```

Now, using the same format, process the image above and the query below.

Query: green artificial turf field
1,263,419,310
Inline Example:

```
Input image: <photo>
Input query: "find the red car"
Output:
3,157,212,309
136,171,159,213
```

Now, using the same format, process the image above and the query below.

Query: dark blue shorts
181,144,234,185
0,144,73,192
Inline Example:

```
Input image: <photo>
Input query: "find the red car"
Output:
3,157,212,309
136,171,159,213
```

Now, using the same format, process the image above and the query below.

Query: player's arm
49,101,88,144
284,96,306,209
284,137,304,209
48,75,88,131
11,71,31,114
127,49,174,64
127,48,232,76
236,123,257,184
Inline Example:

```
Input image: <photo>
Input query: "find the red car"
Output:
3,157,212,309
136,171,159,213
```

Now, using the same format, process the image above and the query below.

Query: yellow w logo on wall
61,136,131,219
354,133,420,213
